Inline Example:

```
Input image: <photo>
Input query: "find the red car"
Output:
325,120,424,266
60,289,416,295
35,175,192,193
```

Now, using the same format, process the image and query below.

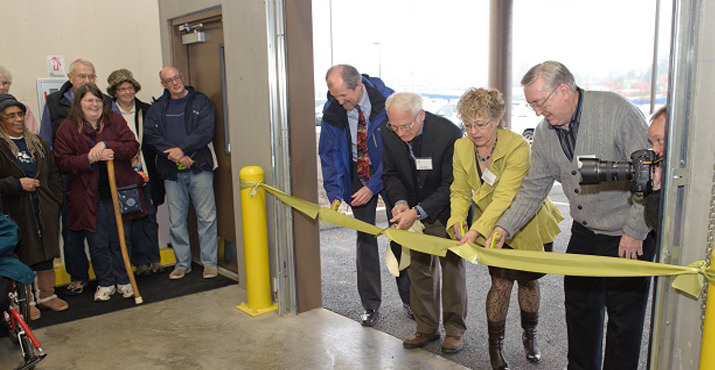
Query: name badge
415,158,433,170
481,167,497,186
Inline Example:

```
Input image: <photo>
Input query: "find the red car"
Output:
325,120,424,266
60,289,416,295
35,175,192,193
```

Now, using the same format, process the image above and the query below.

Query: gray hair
385,92,422,116
0,65,12,83
326,64,361,90
69,59,96,75
650,105,667,123
521,60,576,91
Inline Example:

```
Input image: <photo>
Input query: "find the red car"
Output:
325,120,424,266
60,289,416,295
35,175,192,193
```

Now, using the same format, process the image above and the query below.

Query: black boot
521,311,541,362
488,320,510,370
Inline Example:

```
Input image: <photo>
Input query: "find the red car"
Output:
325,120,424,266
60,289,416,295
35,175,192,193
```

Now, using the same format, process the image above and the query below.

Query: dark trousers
61,173,91,282
351,172,410,311
68,199,131,287
409,219,467,336
128,186,161,266
565,222,656,370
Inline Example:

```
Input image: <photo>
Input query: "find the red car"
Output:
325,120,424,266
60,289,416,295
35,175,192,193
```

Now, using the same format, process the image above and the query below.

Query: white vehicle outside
510,100,541,144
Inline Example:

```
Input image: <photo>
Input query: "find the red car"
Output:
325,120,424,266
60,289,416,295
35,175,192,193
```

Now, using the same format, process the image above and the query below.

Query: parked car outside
314,98,327,126
435,102,465,132
510,100,541,144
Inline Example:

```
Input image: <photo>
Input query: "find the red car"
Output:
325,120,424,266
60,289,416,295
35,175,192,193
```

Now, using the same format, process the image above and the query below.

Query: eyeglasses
387,112,420,132
526,86,559,111
0,81,10,87
117,86,135,93
463,119,492,131
72,73,97,81
2,111,25,120
162,75,183,85
81,98,103,105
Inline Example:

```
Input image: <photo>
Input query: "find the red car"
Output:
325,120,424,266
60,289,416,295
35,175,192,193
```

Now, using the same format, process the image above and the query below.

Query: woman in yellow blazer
446,88,562,370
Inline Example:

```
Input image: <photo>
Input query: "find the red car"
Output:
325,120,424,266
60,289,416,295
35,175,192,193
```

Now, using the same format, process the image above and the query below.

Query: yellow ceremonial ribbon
239,179,715,299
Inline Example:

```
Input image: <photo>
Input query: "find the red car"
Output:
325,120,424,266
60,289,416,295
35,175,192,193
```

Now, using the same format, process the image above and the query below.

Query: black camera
578,149,659,194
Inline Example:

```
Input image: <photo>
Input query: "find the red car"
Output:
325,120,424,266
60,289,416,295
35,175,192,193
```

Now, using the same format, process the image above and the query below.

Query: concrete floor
0,285,468,370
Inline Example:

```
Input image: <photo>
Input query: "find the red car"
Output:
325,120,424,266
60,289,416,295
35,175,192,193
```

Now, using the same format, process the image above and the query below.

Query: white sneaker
169,267,191,280
117,284,134,298
94,285,116,302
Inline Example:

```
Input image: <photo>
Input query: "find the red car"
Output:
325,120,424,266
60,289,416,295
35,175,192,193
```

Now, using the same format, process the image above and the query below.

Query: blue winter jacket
143,86,216,181
0,214,35,285
318,75,394,204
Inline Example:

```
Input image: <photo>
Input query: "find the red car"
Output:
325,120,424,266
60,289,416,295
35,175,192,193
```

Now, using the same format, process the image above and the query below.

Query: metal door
170,8,238,276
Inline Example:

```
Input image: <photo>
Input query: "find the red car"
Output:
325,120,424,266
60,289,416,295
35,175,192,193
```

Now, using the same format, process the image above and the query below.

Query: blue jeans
69,199,131,287
164,171,218,269
128,186,161,266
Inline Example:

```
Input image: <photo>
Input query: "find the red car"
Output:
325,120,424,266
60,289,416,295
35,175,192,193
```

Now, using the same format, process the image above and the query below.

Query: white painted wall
0,0,170,247
0,0,163,115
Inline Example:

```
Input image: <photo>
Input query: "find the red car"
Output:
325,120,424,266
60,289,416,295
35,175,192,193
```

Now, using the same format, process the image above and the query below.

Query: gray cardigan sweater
498,90,651,240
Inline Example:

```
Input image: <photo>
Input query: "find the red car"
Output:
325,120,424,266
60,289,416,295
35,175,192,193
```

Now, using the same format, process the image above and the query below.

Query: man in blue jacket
318,64,410,326
144,66,218,281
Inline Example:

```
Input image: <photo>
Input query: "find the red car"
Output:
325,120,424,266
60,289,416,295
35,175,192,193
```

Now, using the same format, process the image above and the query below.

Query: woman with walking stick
54,83,146,302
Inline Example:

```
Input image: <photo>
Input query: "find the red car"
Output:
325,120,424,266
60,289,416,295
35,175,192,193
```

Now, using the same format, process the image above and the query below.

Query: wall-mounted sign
47,55,66,77
36,78,67,119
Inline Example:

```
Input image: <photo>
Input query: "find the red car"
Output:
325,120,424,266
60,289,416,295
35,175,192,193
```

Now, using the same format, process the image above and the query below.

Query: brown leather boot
27,285,41,321
36,269,69,311
521,311,541,362
488,320,510,370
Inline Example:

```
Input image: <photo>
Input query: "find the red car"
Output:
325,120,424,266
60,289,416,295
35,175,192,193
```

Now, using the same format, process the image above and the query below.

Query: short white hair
69,59,96,74
385,92,423,115
0,65,12,83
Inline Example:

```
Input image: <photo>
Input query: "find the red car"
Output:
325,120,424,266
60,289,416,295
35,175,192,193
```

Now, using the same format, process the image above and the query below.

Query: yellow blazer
446,128,563,250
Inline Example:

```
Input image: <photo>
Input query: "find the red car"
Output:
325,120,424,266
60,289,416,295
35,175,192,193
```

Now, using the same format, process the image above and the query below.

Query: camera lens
579,158,634,184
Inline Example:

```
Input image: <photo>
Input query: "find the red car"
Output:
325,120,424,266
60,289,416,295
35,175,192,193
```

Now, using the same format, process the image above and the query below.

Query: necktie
356,106,370,184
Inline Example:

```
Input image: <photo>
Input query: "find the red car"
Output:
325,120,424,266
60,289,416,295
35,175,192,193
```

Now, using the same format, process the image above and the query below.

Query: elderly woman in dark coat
0,94,66,320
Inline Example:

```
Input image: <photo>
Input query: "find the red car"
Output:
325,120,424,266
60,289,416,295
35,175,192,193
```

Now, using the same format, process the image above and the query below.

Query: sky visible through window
313,0,671,124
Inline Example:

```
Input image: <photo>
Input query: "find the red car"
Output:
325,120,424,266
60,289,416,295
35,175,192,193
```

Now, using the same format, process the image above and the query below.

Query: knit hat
0,94,26,115
106,68,141,97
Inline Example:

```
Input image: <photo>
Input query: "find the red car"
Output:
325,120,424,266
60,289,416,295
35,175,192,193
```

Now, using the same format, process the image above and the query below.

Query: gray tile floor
0,285,468,370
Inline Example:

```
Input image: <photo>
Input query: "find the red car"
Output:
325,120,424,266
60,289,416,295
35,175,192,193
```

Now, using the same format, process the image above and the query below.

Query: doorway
169,7,238,277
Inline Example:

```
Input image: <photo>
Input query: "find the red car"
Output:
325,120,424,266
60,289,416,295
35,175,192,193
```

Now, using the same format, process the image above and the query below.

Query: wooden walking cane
106,160,143,304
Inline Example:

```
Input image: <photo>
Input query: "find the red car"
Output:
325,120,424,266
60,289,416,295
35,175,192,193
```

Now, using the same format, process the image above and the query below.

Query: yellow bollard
236,166,278,316
699,250,715,369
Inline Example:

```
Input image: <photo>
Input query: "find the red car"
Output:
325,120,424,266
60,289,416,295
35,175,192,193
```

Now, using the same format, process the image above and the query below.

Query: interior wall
0,0,163,115
157,0,276,290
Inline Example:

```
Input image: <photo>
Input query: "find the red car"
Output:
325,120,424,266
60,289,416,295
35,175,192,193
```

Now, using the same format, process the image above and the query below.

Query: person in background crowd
381,92,467,353
54,83,146,302
107,68,165,275
645,106,667,231
39,58,119,296
489,61,655,370
0,94,67,320
318,64,411,326
144,66,219,280
0,65,40,134
449,88,562,370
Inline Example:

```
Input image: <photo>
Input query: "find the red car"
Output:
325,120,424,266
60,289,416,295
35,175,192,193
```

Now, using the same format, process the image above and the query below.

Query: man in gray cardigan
490,61,655,370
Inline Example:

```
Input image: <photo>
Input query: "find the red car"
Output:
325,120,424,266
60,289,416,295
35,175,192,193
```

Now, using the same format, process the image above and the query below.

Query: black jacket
381,112,461,225
119,98,165,205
